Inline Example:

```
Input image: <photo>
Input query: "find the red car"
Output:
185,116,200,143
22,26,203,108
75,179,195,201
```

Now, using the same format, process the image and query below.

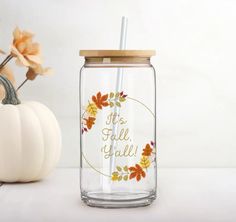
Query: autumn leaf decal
111,141,156,182
84,117,96,129
92,92,109,109
111,165,129,181
109,91,127,107
140,156,151,168
86,102,98,117
142,143,153,156
82,91,127,133
82,91,156,182
129,164,146,181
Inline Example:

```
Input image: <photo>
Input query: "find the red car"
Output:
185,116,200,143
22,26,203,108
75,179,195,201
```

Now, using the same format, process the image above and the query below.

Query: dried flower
0,49,5,54
11,27,42,67
26,65,52,80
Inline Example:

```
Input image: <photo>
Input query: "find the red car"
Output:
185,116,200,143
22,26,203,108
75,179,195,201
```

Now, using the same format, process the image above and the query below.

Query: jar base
81,191,156,208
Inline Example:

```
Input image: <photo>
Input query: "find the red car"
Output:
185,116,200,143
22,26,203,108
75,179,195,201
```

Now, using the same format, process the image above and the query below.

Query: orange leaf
92,92,109,109
142,144,153,156
136,174,141,181
129,172,136,180
85,117,96,129
129,164,146,182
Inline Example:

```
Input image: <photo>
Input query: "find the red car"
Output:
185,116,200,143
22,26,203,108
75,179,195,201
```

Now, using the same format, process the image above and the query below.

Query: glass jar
79,50,156,208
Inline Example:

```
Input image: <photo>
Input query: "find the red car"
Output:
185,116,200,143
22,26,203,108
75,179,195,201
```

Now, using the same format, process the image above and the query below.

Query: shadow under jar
79,50,157,208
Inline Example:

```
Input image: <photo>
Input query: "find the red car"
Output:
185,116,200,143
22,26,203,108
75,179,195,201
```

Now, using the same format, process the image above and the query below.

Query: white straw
110,16,128,175
102,17,128,192
119,17,128,50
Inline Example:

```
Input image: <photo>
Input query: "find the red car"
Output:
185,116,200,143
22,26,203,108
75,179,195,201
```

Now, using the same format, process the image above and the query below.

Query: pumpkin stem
0,75,21,105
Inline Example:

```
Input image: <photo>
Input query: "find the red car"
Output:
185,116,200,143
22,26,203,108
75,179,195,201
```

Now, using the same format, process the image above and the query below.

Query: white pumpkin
0,76,61,182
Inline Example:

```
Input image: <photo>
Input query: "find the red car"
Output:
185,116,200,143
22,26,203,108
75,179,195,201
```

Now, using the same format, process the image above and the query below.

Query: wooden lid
79,50,156,58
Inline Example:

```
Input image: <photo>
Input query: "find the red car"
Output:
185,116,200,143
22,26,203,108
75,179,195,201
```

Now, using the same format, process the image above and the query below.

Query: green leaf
116,102,121,107
123,175,128,181
118,175,122,181
110,102,114,107
123,166,128,172
112,171,119,176
110,92,114,98
115,92,120,98
116,166,122,171
119,97,126,102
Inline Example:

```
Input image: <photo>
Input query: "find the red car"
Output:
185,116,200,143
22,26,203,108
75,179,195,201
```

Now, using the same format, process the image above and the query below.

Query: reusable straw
102,17,128,192
110,16,128,175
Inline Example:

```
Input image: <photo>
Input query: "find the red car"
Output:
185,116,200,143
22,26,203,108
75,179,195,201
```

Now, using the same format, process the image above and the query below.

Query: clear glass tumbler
79,50,156,208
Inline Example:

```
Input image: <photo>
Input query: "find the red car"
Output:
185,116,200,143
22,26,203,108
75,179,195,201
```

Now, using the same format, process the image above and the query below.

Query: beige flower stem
16,78,28,91
0,55,13,72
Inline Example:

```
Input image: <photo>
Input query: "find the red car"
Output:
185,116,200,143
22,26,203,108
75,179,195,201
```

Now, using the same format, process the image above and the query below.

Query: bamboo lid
79,50,156,58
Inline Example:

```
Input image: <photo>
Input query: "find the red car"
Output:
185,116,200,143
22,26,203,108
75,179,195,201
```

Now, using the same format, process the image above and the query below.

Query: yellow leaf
123,175,128,181
111,172,119,181
123,166,128,172
112,172,119,176
110,92,114,98
112,175,118,181
140,156,150,168
119,97,126,102
115,92,120,98
86,102,98,117
116,166,122,171
115,101,121,107
110,101,114,107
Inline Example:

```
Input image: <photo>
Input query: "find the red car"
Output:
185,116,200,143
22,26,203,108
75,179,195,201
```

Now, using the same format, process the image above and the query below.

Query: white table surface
0,168,236,222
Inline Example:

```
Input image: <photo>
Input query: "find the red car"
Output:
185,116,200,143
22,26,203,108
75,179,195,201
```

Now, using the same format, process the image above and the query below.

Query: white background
0,0,236,168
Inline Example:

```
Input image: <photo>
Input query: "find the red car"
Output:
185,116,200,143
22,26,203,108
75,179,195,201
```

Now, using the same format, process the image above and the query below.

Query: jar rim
79,50,156,58
84,57,152,67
